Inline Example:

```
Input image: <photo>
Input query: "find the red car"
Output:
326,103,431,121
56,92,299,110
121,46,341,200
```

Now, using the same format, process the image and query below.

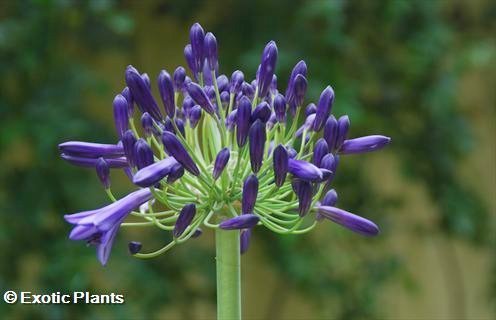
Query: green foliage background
0,0,494,319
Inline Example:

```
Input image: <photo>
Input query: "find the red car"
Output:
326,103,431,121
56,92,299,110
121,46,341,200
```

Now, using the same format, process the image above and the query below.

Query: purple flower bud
291,74,307,107
317,206,379,236
320,153,339,174
141,73,151,88
141,112,154,137
257,41,278,98
58,141,124,158
219,214,259,230
236,96,252,147
173,66,186,91
162,131,199,176
215,75,228,92
313,86,335,131
158,70,175,118
204,32,218,71
285,60,307,98
128,241,142,254
132,156,180,187
273,94,287,123
226,109,237,131
230,70,244,94
242,174,259,214
336,115,350,149
270,74,278,95
61,154,128,168
249,120,266,173
321,189,338,206
95,157,110,189
189,105,202,128
294,180,312,217
339,135,391,154
190,23,205,74
113,94,129,139
204,85,216,100
164,117,186,137
192,228,203,238
323,115,338,151
267,112,277,130
186,82,215,115
240,228,252,254
125,66,162,121
273,144,288,187
182,96,195,117
134,139,154,170
202,61,213,86
213,148,230,180
121,86,134,116
167,162,185,184
184,44,197,76
312,138,329,167
287,147,297,159
173,204,196,238
220,91,230,107
122,130,137,167
251,102,271,123
241,81,255,99
305,103,317,116
288,159,323,182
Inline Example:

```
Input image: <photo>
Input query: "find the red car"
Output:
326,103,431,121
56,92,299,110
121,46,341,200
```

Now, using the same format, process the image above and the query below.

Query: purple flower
220,91,230,107
339,135,391,154
61,154,128,168
158,70,175,118
122,130,137,167
323,115,338,151
236,96,252,147
305,103,317,116
65,188,153,265
188,105,202,129
95,157,110,189
132,156,180,187
182,96,195,117
316,205,379,236
219,214,259,230
167,162,185,184
190,23,205,74
320,154,339,181
312,138,329,168
217,75,229,92
128,241,142,254
213,148,230,180
288,159,323,182
204,32,218,71
173,204,197,238
273,144,288,187
121,86,134,116
289,74,307,109
113,94,129,139
249,120,266,173
186,82,215,115
242,81,255,99
251,102,271,123
141,112,154,137
58,141,124,158
257,41,278,98
335,115,350,149
294,180,312,217
184,44,197,76
226,109,237,131
242,174,259,214
285,60,307,100
312,86,335,131
321,189,338,206
240,228,252,254
173,66,186,91
125,66,162,121
162,131,200,176
134,139,154,170
230,70,244,94
273,93,287,123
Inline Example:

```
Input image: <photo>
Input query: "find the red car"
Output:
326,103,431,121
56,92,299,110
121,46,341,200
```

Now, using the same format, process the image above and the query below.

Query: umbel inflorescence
59,23,391,265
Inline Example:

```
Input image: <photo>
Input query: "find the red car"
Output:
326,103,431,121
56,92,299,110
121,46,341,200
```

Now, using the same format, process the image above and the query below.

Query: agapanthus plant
59,23,390,319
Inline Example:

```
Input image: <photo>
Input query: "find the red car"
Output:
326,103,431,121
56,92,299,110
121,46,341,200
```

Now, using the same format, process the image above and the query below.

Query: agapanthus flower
59,22,390,266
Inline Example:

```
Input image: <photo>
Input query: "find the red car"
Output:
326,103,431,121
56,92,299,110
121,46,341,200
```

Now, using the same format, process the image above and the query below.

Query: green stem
216,227,241,320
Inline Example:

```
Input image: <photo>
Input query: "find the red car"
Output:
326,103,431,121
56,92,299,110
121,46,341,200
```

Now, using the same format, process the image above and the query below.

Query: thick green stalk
216,227,241,320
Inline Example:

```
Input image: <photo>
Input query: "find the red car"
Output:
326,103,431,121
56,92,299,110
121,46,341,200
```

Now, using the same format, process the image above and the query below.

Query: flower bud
190,23,205,74
242,81,255,99
213,148,230,180
251,102,271,123
192,228,203,238
249,120,266,173
162,131,200,176
317,206,379,236
184,44,197,76
216,74,229,91
113,94,129,139
242,174,259,214
132,157,180,187
226,109,237,131
220,91,230,107
313,86,335,131
305,103,317,116
121,86,134,116
323,115,338,151
339,135,391,154
158,70,175,118
230,70,244,94
288,159,323,182
189,105,202,129
128,241,142,254
273,93,286,123
182,96,195,117
321,189,338,206
173,66,186,91
204,32,218,71
122,130,137,167
336,115,350,149
95,157,110,189
290,74,307,108
186,82,216,115
285,60,307,98
141,73,151,88
312,138,329,168
134,139,154,170
236,96,252,147
270,74,278,96
125,65,162,121
167,162,185,184
294,180,312,217
173,204,197,238
141,112,154,137
219,214,259,230
257,41,278,98
240,228,252,254
273,145,288,187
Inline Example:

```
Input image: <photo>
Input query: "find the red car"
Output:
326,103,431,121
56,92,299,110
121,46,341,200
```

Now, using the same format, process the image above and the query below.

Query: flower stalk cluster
59,23,391,266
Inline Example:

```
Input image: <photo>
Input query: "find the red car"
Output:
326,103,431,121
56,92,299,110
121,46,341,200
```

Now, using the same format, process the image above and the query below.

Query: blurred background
0,0,495,319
